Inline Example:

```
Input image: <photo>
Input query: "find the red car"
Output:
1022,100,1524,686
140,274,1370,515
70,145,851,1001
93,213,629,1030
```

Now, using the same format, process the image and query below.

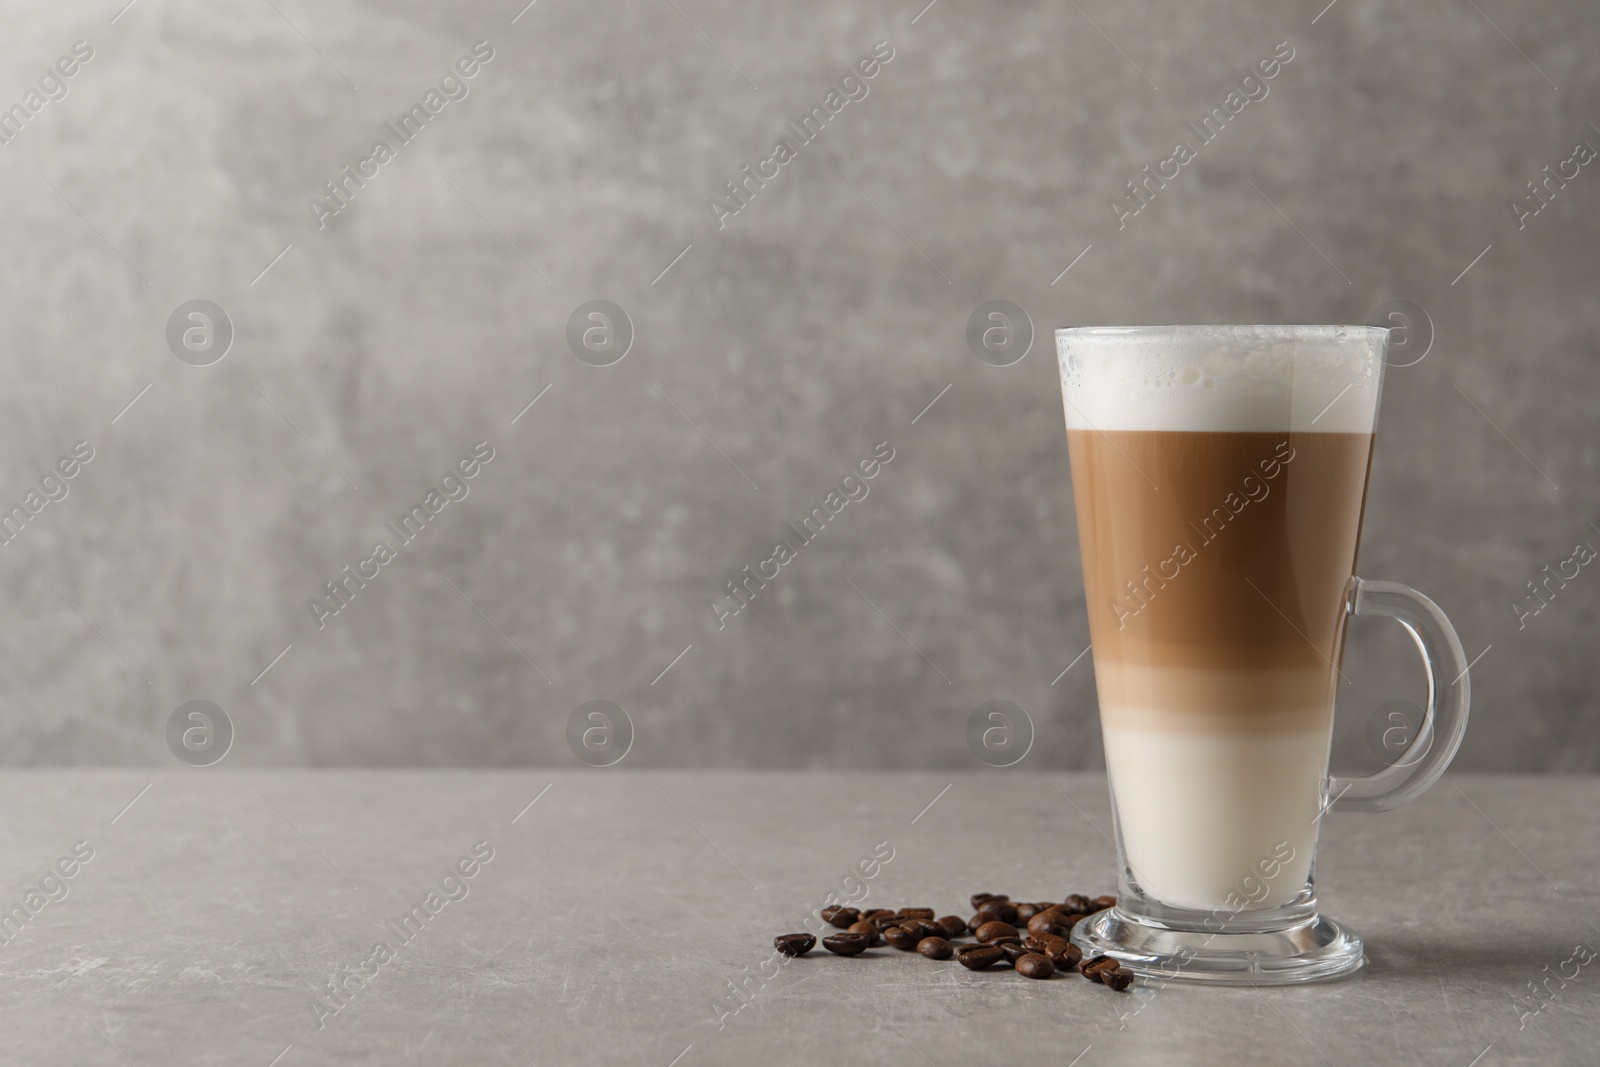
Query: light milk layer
1056,325,1386,434
1102,716,1330,912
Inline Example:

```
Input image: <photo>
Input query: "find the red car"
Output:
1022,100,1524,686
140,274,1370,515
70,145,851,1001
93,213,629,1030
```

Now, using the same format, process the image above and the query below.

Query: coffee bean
1027,913,1072,938
1062,894,1094,914
955,944,1004,970
970,892,1008,911
897,907,936,920
936,915,968,938
1015,902,1043,923
821,906,861,929
1093,895,1117,910
862,908,897,923
847,921,881,946
1024,933,1069,961
976,900,1020,925
1103,969,1134,991
990,934,1022,948
1015,953,1056,979
1059,943,1083,969
870,913,906,932
884,924,922,950
1000,942,1030,965
974,921,1018,943
1078,954,1119,983
917,937,953,960
822,932,870,956
773,933,815,957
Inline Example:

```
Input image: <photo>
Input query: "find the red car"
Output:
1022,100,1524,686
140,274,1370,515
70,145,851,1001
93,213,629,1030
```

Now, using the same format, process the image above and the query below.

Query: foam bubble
1056,326,1387,434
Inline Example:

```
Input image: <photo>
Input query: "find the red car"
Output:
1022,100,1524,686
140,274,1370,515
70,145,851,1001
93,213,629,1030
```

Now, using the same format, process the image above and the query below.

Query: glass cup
1055,325,1470,984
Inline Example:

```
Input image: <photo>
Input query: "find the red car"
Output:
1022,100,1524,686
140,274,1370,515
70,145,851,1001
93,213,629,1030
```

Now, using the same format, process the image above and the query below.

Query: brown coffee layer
1067,429,1374,716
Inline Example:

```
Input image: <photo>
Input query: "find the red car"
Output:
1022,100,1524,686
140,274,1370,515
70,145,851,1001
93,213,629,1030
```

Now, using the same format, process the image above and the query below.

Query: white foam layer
1102,717,1329,911
1057,326,1386,434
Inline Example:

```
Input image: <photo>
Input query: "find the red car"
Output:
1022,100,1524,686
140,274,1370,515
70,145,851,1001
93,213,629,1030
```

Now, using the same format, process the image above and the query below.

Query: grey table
1,772,1595,1065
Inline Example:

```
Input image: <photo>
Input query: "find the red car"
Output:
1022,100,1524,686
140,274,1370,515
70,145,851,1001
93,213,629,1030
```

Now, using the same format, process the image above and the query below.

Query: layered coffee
1059,327,1384,912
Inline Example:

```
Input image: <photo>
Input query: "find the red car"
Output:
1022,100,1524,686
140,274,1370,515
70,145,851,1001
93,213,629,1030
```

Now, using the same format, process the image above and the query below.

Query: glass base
1070,907,1365,986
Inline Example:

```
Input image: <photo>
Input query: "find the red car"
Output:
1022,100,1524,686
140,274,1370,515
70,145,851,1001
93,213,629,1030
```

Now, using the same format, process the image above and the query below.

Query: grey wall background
1,0,1595,770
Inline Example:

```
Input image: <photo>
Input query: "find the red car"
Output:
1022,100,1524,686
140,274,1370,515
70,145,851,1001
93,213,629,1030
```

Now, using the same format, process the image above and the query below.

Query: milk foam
1057,325,1386,434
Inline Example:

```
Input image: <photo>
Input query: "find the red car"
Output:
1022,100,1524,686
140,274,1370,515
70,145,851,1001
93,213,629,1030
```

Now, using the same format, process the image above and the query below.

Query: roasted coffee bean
974,921,1018,943
884,924,923,950
1059,943,1083,969
936,915,968,938
1000,942,1030,965
1024,933,1070,960
822,932,870,956
1016,902,1053,923
897,907,936,920
990,936,1022,950
1015,953,1056,979
821,906,861,929
976,900,1020,925
871,912,907,932
1062,894,1094,914
862,908,897,923
847,921,881,946
1078,955,1120,983
1103,969,1134,991
1026,913,1072,938
773,933,816,957
1093,895,1117,910
917,936,953,960
955,944,1004,970
970,892,1008,910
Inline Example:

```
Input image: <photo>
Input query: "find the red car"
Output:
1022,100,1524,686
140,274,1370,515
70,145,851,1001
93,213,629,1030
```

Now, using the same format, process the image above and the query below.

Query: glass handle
1327,577,1472,813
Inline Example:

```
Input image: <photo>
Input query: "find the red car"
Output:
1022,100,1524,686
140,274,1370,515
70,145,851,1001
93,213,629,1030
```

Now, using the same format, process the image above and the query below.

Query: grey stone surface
0,2,1596,768
0,771,1596,1065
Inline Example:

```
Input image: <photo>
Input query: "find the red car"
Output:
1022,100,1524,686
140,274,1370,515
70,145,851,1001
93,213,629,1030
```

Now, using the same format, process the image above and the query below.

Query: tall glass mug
1056,325,1470,984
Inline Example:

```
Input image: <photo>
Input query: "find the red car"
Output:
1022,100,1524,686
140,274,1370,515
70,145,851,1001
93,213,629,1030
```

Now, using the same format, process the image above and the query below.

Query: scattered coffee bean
970,892,1008,911
1000,942,1030,965
1027,914,1073,939
897,907,936,920
1015,953,1056,979
936,915,968,938
1059,943,1084,969
821,906,861,929
955,944,1004,970
862,908,897,923
1103,969,1134,991
976,899,1020,925
917,937,953,960
1062,894,1094,914
847,921,881,946
974,921,1018,943
1015,902,1044,923
822,932,870,956
1024,933,1070,960
1078,955,1120,983
991,936,1022,950
870,913,906,932
773,933,816,957
884,925,922,951
1094,895,1117,910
